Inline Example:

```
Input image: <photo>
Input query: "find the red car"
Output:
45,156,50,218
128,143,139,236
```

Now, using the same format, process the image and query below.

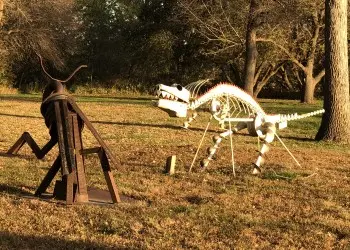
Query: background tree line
0,0,345,103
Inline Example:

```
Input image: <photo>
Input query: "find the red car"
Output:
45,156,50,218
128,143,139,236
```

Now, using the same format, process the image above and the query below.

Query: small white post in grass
165,155,176,175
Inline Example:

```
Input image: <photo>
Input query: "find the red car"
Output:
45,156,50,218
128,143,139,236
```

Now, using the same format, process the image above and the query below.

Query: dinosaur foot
252,164,262,175
200,159,210,170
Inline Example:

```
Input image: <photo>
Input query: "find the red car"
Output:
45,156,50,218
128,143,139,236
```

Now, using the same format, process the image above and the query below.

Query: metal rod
226,95,236,176
189,115,213,172
274,132,301,167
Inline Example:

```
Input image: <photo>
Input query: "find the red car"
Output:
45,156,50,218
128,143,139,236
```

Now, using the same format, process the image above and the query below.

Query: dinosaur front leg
183,111,198,129
253,122,276,174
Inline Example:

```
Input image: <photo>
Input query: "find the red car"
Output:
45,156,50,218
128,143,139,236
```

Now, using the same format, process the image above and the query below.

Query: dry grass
0,85,17,95
0,95,349,249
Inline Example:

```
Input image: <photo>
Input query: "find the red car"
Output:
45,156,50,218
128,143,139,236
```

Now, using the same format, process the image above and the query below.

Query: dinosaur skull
155,84,190,117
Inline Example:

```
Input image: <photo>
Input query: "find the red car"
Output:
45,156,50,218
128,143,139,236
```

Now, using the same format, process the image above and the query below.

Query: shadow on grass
0,93,155,104
0,231,129,249
91,120,222,133
0,152,38,160
0,111,201,131
0,112,42,119
77,95,156,105
277,135,316,142
78,95,155,101
0,112,318,141
0,184,33,196
0,94,41,102
0,110,219,133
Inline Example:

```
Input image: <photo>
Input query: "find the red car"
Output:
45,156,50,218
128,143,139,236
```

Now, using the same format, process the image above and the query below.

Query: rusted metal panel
35,156,61,196
72,113,89,203
99,149,121,203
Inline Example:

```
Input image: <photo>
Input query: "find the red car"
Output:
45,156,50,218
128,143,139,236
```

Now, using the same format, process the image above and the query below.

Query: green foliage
73,0,217,87
0,0,338,98
262,171,298,181
75,0,138,78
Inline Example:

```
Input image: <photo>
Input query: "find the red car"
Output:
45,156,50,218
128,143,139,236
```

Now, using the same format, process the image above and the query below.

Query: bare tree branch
256,37,306,72
179,0,243,50
280,66,294,90
314,68,325,84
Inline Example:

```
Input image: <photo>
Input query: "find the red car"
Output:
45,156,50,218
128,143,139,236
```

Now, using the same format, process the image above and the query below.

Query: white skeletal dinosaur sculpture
156,81,324,174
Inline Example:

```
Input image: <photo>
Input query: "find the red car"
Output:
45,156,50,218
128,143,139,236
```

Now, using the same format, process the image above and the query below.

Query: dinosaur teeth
160,91,177,100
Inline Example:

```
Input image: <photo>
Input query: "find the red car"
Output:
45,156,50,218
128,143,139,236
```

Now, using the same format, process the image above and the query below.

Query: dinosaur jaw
157,99,188,117
155,84,190,117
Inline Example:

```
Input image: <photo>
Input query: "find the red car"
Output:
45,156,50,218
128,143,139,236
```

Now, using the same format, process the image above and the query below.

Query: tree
258,2,326,103
243,0,263,95
75,0,142,81
76,0,195,86
315,0,350,143
0,0,3,25
178,0,330,101
244,0,287,97
178,0,301,97
124,0,180,84
0,0,77,89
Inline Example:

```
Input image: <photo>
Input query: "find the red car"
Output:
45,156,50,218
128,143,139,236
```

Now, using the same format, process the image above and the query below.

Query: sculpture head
155,84,190,117
37,53,87,139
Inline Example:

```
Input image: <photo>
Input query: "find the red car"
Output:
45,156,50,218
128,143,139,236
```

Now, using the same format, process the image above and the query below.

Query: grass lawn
0,94,349,249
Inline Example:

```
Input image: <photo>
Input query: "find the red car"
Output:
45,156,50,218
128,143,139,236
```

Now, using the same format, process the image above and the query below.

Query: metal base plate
32,187,130,205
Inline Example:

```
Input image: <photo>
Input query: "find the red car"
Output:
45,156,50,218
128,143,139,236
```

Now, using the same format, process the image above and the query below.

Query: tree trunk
243,28,257,95
0,0,4,27
243,0,258,96
302,73,316,103
316,0,350,143
228,62,243,87
253,81,265,98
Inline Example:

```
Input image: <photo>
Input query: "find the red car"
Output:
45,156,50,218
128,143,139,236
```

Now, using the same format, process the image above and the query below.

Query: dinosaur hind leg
200,130,232,169
200,121,247,170
253,122,276,174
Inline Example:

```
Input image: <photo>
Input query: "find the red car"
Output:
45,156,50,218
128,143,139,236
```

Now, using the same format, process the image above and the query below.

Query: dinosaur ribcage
188,84,266,125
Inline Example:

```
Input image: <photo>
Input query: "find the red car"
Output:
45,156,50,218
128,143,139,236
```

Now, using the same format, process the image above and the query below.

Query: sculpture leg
7,132,57,159
253,122,276,174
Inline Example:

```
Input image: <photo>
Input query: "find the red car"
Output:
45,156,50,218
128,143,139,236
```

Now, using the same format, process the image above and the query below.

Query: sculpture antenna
36,52,87,83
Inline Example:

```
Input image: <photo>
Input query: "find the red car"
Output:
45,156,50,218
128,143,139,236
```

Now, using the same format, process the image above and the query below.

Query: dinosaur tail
276,109,325,129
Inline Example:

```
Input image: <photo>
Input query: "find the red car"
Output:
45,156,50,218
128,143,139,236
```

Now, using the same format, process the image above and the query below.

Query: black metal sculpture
7,56,120,205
